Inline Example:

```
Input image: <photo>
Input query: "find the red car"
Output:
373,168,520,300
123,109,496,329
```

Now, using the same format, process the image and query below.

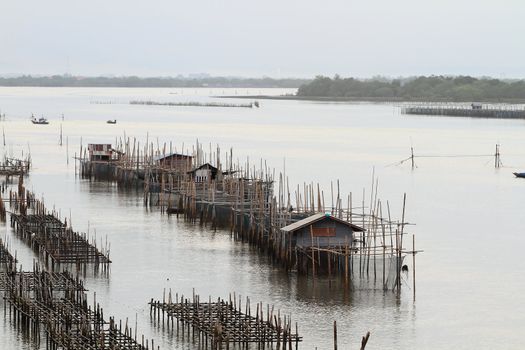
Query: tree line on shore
297,75,525,101
0,75,308,88
4,74,525,101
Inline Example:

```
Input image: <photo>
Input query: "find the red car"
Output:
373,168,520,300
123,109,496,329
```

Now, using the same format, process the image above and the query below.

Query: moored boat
513,172,525,178
31,114,49,125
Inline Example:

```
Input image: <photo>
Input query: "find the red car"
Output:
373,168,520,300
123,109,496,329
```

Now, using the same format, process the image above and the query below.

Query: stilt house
154,153,193,172
280,213,365,248
88,144,113,161
188,163,221,183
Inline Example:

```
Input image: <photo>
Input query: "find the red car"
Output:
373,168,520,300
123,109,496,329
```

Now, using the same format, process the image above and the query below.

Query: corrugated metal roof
281,213,365,233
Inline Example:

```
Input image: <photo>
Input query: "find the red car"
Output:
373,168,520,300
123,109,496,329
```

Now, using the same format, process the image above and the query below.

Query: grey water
1,87,525,349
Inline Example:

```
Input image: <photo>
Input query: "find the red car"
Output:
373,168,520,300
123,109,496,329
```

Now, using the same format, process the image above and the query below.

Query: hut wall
195,168,212,182
159,156,193,171
294,220,354,248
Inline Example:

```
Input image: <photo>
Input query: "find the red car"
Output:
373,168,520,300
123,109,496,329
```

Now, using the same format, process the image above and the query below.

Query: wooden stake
333,321,337,350
412,234,416,300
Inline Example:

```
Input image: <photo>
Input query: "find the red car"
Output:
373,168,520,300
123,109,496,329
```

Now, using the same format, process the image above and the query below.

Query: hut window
312,227,336,237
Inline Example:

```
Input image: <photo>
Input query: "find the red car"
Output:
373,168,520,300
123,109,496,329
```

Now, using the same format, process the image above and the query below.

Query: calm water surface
0,87,524,349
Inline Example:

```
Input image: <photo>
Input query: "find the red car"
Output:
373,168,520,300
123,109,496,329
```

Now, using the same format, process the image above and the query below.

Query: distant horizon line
0,73,308,80
1,73,524,81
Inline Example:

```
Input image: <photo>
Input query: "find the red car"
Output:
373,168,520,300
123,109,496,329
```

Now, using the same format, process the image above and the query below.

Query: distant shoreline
218,95,525,104
0,76,308,89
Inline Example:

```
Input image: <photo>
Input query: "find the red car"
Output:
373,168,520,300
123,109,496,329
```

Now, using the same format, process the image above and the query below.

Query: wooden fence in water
79,137,419,292
401,103,525,119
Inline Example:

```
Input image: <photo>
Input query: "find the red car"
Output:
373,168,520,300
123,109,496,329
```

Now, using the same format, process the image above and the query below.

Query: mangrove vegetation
297,75,525,102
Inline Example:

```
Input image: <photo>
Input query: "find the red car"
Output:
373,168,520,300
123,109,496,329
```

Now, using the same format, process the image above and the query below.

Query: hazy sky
1,0,524,78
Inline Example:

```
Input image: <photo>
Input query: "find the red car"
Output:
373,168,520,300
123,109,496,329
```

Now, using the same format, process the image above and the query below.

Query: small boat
513,172,525,178
31,115,49,125
107,119,117,124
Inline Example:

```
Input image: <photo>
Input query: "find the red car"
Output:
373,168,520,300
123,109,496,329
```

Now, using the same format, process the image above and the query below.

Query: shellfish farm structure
149,291,302,349
0,181,156,349
401,102,525,119
79,137,420,292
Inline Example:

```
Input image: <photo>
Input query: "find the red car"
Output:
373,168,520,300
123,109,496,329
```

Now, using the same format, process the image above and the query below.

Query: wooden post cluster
79,137,419,292
401,103,525,119
0,155,31,177
149,290,302,349
8,188,111,273
0,247,152,349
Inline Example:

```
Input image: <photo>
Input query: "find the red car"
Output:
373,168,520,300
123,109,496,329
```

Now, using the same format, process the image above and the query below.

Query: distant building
280,213,365,248
88,144,113,161
154,153,193,172
188,163,220,183
471,103,483,110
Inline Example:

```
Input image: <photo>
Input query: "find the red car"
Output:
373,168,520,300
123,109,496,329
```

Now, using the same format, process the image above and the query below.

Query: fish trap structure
10,214,111,268
0,168,155,349
0,255,153,349
0,238,16,267
0,155,31,177
0,261,86,295
130,100,256,108
8,189,111,272
149,291,302,349
169,172,416,291
79,137,420,292
401,102,525,119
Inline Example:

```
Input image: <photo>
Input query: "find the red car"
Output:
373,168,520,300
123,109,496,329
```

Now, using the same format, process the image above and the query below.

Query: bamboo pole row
1,257,153,349
79,137,420,292
7,185,111,273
